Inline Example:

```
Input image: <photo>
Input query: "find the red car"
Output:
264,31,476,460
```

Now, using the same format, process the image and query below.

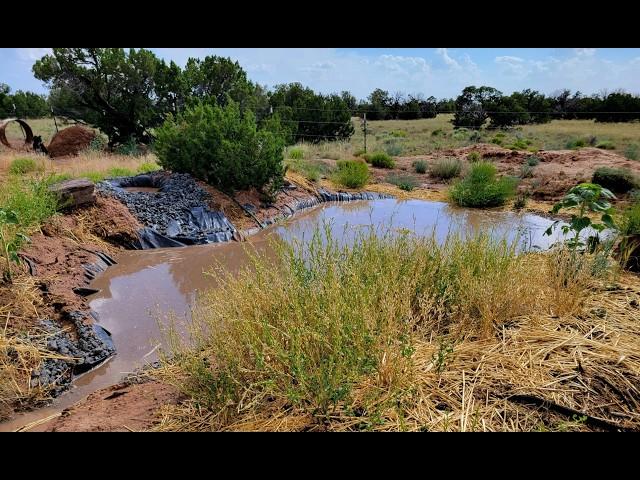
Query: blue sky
3,48,640,100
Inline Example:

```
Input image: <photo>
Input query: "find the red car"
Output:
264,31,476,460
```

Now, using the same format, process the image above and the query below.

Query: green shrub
109,167,137,178
332,160,369,188
386,173,419,191
368,152,395,169
469,131,482,142
509,139,529,150
8,158,43,175
115,137,140,156
390,130,407,138
0,177,58,230
622,203,640,236
566,137,596,150
137,162,161,174
449,162,517,208
596,140,615,150
467,151,481,163
625,143,639,161
413,160,428,174
429,158,462,180
155,102,285,193
513,192,528,210
285,157,322,182
432,129,444,136
526,155,540,166
82,171,107,183
385,143,403,156
592,167,639,193
520,165,535,178
490,136,503,145
288,147,304,160
44,173,72,185
88,135,108,152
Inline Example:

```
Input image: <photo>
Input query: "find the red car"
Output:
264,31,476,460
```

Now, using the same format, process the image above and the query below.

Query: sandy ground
37,381,183,432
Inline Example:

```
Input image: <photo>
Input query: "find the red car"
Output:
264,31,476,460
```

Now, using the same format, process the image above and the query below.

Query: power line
266,105,640,115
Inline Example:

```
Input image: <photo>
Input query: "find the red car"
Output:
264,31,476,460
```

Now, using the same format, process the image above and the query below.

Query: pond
0,198,581,431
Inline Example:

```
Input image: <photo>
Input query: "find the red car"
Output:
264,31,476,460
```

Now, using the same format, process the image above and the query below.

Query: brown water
1,199,572,431
123,187,160,193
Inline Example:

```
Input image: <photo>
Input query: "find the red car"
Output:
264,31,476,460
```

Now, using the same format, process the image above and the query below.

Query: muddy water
1,199,569,431
123,186,160,193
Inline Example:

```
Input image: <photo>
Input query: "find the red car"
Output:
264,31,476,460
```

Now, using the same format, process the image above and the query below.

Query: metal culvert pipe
0,118,34,149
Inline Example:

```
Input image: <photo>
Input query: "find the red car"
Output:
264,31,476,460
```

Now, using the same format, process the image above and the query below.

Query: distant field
347,114,640,157
4,115,639,161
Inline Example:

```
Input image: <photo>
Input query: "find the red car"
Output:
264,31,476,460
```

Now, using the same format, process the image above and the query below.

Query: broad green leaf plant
544,183,617,251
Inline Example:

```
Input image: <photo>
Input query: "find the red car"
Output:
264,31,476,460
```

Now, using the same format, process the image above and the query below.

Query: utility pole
363,112,367,154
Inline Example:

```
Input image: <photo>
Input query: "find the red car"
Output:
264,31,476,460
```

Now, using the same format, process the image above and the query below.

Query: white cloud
436,48,460,69
16,48,51,62
574,48,596,57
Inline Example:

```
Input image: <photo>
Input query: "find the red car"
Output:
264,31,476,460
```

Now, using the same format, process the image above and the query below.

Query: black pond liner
100,173,237,249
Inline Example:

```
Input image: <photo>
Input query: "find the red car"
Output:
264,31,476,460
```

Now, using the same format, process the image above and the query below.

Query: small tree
544,183,617,251
154,101,285,195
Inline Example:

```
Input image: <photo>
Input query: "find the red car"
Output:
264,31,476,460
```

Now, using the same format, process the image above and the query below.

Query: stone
48,179,96,209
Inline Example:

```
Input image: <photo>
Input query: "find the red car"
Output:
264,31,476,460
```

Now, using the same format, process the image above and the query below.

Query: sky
2,48,640,100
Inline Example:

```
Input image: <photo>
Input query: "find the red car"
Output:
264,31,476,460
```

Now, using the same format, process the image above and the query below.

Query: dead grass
0,150,160,182
151,226,640,432
0,275,68,420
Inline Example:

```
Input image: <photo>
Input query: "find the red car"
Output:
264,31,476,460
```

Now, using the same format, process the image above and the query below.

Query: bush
467,151,481,163
513,192,528,210
490,136,503,145
288,147,304,160
285,157,324,182
449,161,517,208
432,129,444,136
622,203,640,235
0,177,58,230
566,137,595,150
155,102,285,193
390,130,407,138
368,151,395,169
137,162,161,174
429,158,462,180
385,142,403,156
596,140,615,150
413,160,428,174
88,135,108,152
526,155,540,166
115,136,140,156
332,160,369,188
509,139,529,150
520,165,535,178
386,173,419,191
592,167,639,193
8,158,43,175
625,143,639,161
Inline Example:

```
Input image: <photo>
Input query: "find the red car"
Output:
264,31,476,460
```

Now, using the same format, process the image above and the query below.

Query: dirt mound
47,125,96,158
